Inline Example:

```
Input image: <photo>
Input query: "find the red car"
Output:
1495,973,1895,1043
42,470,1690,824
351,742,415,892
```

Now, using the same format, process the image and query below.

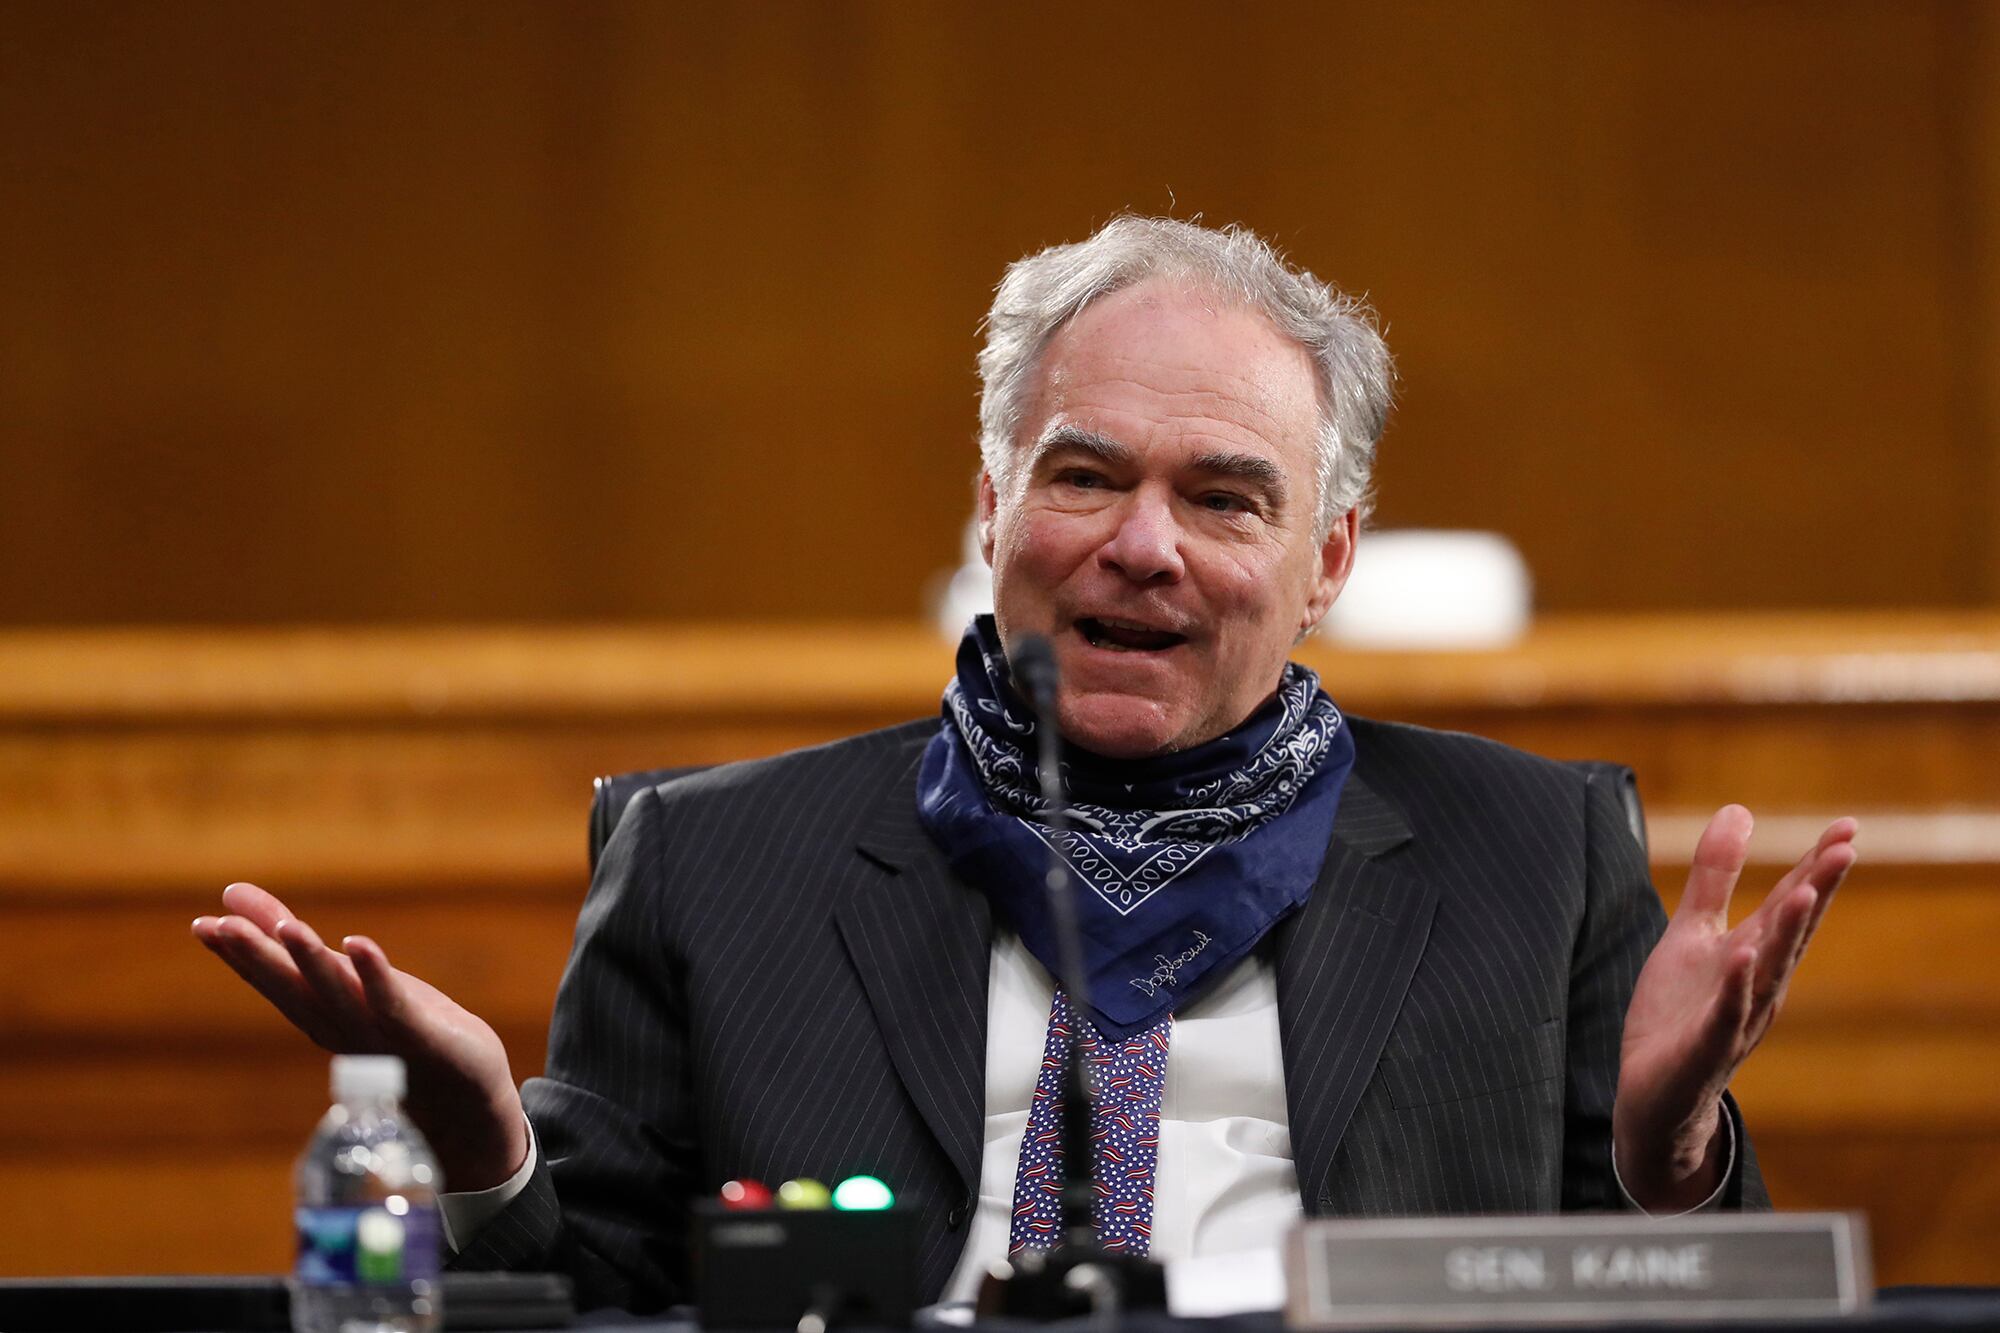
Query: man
194,217,1856,1311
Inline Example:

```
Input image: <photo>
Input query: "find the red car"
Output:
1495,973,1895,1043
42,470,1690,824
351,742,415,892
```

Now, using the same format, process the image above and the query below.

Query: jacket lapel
1274,773,1437,1212
836,759,992,1196
831,753,1437,1212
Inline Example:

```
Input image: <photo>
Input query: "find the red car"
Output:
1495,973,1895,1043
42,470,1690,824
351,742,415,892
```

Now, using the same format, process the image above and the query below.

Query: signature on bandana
1129,930,1213,996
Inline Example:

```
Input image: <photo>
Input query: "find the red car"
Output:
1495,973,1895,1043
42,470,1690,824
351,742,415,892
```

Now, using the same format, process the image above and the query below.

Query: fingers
277,917,373,1028
192,913,344,1048
194,885,381,1051
1799,825,1857,941
1739,819,1856,964
1694,943,1758,1082
218,881,297,937
345,934,417,1039
1749,883,1818,1008
1679,805,1754,920
1755,818,1858,919
1737,822,1857,1041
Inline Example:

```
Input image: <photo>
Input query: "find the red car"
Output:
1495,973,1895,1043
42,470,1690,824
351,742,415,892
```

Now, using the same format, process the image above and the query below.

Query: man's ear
976,471,999,567
1301,509,1359,630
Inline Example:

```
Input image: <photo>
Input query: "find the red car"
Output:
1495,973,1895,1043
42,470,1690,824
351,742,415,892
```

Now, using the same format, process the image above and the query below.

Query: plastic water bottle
293,1055,444,1333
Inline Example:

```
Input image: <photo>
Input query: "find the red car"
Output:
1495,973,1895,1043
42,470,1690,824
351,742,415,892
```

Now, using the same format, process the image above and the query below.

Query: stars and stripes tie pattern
1007,989,1172,1257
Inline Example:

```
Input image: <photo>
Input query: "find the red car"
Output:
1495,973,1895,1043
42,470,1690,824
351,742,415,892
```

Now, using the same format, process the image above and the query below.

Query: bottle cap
331,1054,406,1101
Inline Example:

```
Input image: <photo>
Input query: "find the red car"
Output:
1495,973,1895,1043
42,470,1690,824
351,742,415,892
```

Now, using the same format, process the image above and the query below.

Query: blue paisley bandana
916,616,1355,1039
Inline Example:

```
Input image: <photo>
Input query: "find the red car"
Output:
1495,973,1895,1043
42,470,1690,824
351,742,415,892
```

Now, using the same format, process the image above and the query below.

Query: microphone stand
978,636,1167,1323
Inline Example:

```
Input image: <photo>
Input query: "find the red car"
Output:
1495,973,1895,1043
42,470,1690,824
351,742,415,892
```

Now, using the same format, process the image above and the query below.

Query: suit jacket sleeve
448,786,695,1311
1564,769,1769,1210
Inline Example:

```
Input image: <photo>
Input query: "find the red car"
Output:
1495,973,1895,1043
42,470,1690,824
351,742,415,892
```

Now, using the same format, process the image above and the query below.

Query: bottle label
295,1203,441,1286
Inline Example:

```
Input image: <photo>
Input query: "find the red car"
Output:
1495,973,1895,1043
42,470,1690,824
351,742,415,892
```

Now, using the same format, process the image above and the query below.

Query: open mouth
1076,617,1189,653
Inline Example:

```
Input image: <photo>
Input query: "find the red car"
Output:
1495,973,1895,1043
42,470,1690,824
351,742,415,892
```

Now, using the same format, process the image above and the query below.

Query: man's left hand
1613,806,1858,1211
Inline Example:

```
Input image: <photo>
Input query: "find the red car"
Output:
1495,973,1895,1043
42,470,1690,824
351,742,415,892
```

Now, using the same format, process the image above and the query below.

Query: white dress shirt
942,928,1300,1300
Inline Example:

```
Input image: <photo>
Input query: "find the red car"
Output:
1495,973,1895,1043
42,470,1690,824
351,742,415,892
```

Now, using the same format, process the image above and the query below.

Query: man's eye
1201,492,1250,513
1060,471,1104,489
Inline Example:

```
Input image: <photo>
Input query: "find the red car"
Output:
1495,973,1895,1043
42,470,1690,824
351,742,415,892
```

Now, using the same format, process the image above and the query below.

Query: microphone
1008,635,1088,1013
1010,633,1060,714
980,635,1166,1320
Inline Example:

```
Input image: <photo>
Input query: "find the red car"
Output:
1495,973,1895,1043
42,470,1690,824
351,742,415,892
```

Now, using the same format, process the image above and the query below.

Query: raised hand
192,881,529,1192
1613,806,1857,1210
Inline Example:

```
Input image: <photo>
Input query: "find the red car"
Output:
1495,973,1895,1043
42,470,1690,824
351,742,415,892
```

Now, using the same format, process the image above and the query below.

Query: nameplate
1284,1213,1871,1326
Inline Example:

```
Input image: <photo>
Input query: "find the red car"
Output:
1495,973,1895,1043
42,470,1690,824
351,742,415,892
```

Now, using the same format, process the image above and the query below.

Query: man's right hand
192,881,530,1193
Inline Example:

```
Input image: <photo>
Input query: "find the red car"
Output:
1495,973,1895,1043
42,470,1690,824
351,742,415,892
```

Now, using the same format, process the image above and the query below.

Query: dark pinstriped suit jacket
452,714,1766,1311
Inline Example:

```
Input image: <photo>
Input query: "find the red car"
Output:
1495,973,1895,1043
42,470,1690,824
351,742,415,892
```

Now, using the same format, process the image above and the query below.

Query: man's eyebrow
1191,450,1288,500
1027,425,1290,503
1028,423,1134,469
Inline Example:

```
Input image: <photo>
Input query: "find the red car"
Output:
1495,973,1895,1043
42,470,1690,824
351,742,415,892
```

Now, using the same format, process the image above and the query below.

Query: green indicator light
831,1175,894,1211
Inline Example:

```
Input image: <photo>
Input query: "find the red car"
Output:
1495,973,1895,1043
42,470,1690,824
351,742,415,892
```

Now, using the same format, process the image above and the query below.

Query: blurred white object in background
1316,529,1532,648
928,519,994,639
928,522,1531,650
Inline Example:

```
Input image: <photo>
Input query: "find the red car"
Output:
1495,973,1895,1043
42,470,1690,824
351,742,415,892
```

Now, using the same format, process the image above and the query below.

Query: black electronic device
693,1202,919,1329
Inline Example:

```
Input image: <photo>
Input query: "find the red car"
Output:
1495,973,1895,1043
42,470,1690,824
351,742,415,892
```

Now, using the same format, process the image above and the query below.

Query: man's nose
1098,491,1187,584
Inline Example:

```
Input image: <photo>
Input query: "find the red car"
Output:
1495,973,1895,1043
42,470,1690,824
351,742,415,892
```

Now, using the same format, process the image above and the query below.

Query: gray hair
976,215,1395,537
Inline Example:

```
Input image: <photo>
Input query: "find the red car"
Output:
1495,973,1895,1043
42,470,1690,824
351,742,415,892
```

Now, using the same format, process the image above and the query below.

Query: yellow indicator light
776,1177,831,1210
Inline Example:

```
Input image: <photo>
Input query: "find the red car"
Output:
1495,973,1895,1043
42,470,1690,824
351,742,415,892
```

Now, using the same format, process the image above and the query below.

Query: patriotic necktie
1007,990,1172,1257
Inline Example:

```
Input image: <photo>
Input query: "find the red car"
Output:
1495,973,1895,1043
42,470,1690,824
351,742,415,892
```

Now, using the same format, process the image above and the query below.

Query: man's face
978,278,1356,758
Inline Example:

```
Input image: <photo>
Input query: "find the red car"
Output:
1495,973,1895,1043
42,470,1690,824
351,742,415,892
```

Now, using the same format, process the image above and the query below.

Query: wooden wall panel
1,2,1994,624
1752,1133,2000,1289
3,619,1998,1284
14,1155,304,1278
1969,4,2000,606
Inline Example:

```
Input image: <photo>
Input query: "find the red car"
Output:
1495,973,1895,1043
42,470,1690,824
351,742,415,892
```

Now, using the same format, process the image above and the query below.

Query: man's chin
1055,696,1186,759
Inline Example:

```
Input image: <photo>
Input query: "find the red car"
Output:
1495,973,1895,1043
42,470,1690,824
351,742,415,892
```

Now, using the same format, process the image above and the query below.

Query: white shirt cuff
438,1115,539,1253
1611,1104,1736,1215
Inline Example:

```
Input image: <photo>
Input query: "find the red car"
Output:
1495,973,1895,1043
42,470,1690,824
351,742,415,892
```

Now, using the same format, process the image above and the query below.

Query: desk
620,1290,2000,1331
3,1280,1997,1332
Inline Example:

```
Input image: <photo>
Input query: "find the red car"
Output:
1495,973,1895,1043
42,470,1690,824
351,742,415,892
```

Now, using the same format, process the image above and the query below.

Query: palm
337,964,510,1112
1613,806,1855,1202
193,881,527,1190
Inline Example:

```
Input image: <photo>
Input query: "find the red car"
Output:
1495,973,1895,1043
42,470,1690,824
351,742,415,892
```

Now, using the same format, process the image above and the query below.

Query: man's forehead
1051,279,1302,364
1028,281,1321,460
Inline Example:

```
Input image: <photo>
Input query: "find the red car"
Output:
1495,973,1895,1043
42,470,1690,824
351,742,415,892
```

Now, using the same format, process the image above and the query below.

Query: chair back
585,759,1648,875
